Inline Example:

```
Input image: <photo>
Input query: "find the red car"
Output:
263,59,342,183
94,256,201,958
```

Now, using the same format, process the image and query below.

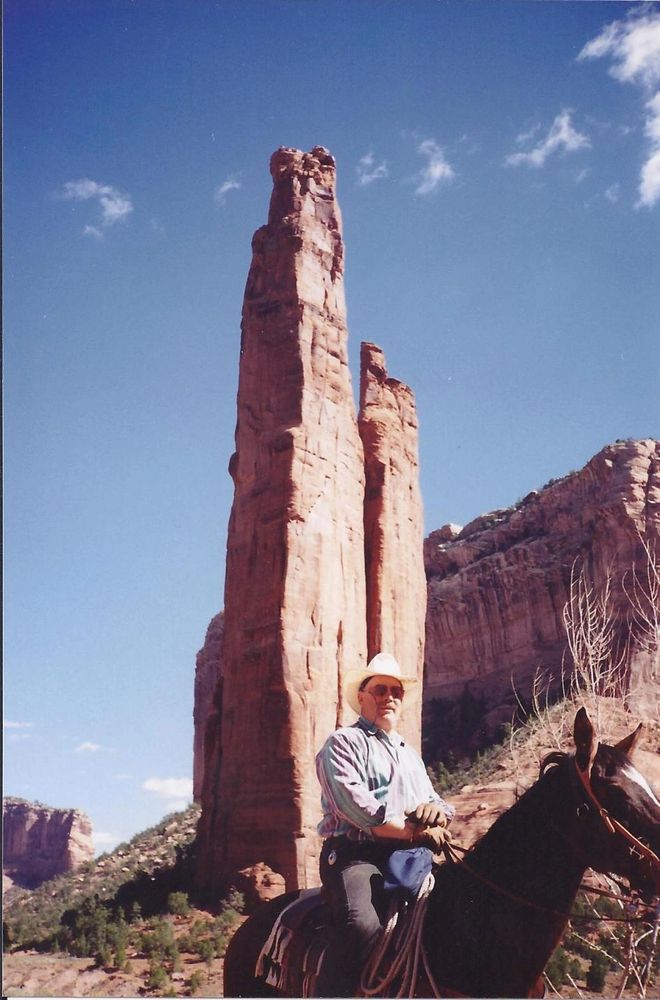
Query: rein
437,755,660,924
573,759,660,872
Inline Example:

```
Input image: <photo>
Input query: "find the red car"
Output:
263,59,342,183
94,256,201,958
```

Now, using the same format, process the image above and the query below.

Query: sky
4,1,659,854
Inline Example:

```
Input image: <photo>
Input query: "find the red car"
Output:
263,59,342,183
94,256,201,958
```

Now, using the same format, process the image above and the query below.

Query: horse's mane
539,750,571,777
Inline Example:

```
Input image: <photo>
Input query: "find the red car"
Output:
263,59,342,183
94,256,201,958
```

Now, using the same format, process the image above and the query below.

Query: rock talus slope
423,439,660,756
197,147,368,893
3,798,94,889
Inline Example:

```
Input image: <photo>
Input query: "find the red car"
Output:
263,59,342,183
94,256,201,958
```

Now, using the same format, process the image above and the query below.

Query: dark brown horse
224,709,660,998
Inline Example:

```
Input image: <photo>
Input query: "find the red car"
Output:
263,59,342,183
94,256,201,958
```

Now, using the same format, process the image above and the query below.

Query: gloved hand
412,825,452,853
407,802,448,828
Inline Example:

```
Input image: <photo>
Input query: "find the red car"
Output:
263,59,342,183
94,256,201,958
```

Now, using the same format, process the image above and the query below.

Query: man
315,652,454,997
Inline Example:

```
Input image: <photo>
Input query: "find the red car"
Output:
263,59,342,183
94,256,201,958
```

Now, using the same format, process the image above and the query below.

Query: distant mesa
3,797,94,890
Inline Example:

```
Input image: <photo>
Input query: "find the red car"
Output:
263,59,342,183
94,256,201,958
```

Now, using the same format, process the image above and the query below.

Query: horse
223,708,660,998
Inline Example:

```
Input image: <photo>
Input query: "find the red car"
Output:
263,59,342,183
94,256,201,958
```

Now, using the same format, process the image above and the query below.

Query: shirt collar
357,716,404,746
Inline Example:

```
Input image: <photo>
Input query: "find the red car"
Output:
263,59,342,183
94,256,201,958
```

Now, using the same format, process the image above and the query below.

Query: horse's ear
613,723,643,758
574,707,596,772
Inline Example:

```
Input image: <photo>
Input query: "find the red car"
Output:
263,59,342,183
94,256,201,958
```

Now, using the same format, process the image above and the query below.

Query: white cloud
415,138,455,195
605,182,621,203
214,175,241,206
4,720,33,729
75,741,102,753
83,224,104,240
506,110,590,168
578,9,660,209
638,140,660,208
578,8,660,89
60,179,133,230
356,151,388,186
93,831,120,853
165,799,189,812
143,777,193,801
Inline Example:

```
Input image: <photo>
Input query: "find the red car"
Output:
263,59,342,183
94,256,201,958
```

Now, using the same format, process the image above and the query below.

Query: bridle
441,753,660,919
573,757,660,874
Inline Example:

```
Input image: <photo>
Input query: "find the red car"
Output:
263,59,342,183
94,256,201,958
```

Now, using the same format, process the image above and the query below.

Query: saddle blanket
255,888,328,996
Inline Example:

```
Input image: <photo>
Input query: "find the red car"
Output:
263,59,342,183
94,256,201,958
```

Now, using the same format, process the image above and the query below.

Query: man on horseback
315,652,454,997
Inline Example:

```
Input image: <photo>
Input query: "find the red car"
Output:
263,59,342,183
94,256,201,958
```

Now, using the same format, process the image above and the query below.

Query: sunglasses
363,684,405,700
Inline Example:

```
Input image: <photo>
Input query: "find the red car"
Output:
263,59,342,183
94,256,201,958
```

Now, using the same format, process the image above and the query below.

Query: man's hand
412,825,452,854
407,803,448,829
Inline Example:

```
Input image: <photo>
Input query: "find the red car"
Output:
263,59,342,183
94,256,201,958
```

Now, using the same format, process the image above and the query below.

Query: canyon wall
3,798,94,889
423,438,659,758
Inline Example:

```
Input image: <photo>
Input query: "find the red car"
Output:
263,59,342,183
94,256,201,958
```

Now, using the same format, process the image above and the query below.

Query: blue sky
4,1,659,853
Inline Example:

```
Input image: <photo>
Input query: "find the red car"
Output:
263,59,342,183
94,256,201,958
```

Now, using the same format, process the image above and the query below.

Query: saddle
256,853,436,998
255,888,329,997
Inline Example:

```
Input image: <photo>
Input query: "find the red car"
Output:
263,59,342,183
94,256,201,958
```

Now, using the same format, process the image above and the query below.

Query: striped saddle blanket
255,888,328,997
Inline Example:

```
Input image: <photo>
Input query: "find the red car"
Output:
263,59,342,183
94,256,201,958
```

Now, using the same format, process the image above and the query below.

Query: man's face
357,674,404,732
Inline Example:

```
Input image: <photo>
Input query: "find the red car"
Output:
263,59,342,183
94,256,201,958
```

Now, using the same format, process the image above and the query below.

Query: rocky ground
3,924,227,997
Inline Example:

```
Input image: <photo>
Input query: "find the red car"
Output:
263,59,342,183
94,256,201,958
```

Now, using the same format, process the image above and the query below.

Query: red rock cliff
193,612,224,803
3,798,94,889
359,343,427,749
423,439,660,757
196,147,368,894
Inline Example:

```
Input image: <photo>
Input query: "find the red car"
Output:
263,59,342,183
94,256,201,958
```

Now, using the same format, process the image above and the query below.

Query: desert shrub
189,970,205,995
167,891,191,916
197,937,215,965
220,888,245,915
586,952,610,992
181,917,213,952
545,946,572,988
95,944,113,968
140,917,176,960
147,959,170,991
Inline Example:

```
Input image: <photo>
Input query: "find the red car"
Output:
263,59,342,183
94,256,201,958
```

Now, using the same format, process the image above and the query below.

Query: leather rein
441,756,660,921
573,758,660,873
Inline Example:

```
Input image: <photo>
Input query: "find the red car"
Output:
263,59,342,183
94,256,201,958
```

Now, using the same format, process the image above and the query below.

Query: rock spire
359,343,427,747
197,147,369,893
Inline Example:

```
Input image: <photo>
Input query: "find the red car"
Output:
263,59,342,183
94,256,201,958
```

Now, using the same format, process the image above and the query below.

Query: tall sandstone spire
359,343,427,749
197,147,368,893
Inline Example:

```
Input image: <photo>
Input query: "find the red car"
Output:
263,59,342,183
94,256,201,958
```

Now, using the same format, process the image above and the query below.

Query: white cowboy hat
344,652,418,716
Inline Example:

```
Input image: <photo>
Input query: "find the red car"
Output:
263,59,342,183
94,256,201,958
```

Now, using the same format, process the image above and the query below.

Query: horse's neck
470,764,586,908
429,763,586,997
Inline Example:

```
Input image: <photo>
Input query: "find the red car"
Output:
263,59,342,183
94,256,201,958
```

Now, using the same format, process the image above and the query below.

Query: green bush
189,970,205,996
545,946,571,988
586,953,610,993
167,891,191,916
197,938,215,965
147,959,170,991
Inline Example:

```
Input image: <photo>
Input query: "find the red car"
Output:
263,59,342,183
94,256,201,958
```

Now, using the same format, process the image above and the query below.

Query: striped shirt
316,716,455,840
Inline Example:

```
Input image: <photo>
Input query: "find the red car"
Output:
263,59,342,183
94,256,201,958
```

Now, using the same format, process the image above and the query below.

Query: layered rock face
423,439,660,758
193,612,224,803
197,147,369,894
3,798,94,889
359,342,426,747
